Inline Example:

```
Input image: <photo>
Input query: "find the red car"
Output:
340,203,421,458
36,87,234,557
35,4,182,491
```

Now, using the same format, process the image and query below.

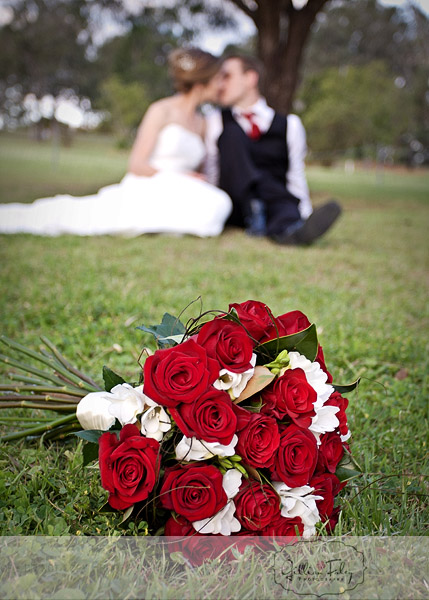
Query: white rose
175,435,238,462
76,391,116,430
76,383,150,431
107,383,147,426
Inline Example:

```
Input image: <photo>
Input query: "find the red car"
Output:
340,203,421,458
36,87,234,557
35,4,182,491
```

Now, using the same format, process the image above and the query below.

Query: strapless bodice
148,123,206,172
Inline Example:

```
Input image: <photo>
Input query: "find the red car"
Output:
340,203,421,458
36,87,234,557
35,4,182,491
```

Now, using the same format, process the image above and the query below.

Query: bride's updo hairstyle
168,48,221,92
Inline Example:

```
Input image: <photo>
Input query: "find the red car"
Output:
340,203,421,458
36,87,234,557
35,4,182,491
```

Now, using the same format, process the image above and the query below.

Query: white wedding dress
0,124,232,237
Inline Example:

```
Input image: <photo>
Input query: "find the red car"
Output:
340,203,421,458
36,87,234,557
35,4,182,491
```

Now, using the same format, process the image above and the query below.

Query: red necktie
242,112,261,140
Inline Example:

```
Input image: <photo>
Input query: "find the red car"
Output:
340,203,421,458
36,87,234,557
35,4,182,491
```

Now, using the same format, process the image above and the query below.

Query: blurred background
0,0,428,176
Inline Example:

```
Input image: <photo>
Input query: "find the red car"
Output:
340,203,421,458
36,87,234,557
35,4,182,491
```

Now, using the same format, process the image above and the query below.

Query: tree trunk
231,0,329,113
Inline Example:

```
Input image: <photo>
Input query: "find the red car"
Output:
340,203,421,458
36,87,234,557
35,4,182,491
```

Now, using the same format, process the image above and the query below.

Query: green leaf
335,465,362,482
335,447,363,482
157,334,185,346
102,365,125,392
82,442,99,467
137,313,186,348
333,378,361,394
120,505,134,524
255,324,318,363
74,429,105,444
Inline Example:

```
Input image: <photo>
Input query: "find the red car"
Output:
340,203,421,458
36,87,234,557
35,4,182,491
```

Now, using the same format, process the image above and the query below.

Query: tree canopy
0,0,427,162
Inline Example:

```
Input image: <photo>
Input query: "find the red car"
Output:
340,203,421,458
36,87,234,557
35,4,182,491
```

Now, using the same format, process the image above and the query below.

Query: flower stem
0,384,84,397
0,413,78,442
0,400,76,411
0,394,80,404
0,415,53,422
0,353,69,386
40,336,101,390
0,337,99,393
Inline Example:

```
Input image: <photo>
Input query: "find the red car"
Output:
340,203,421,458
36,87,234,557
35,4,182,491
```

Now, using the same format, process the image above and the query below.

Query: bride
0,48,232,237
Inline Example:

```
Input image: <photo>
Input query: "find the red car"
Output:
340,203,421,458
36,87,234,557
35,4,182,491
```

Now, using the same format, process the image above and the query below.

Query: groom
204,54,341,245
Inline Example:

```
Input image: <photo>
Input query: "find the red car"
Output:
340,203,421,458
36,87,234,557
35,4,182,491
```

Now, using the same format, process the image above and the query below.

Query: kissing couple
0,47,340,244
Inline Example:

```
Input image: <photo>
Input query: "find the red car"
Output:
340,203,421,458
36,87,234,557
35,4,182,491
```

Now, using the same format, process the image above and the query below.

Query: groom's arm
203,110,223,186
286,114,313,219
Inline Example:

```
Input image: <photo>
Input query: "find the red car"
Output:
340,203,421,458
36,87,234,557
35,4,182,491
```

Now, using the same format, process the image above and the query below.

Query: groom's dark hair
222,54,265,92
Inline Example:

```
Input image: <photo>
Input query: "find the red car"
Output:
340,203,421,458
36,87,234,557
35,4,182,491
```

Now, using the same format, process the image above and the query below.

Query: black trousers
218,124,301,235
218,123,301,236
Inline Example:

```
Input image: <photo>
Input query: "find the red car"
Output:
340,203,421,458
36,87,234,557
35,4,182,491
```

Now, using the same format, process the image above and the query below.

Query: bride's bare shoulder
148,97,176,118
137,98,172,130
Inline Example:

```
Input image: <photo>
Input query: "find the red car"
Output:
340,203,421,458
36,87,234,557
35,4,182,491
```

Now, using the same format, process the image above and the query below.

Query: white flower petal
192,501,240,535
175,435,238,462
76,392,116,431
273,483,322,529
107,383,146,426
309,405,340,435
222,469,242,499
303,524,316,539
341,430,352,442
140,404,171,441
288,351,334,407
213,354,257,399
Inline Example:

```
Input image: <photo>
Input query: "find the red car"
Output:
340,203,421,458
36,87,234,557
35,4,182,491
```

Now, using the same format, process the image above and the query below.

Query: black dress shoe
270,201,342,246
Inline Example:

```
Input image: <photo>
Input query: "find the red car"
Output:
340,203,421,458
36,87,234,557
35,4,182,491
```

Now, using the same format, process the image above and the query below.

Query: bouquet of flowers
0,299,360,554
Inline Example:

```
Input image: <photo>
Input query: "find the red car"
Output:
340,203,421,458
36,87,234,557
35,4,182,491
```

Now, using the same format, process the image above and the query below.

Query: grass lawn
0,132,427,547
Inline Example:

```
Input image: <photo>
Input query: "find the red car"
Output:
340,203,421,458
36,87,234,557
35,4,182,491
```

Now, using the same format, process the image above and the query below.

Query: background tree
93,12,179,142
225,0,329,112
300,61,412,160
298,0,429,163
96,0,330,113
0,0,125,126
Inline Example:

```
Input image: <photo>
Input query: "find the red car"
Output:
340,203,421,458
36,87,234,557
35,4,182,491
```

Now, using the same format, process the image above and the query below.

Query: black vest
220,108,289,186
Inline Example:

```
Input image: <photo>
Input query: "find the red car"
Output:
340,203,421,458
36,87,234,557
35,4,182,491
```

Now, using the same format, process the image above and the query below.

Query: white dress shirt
204,98,313,219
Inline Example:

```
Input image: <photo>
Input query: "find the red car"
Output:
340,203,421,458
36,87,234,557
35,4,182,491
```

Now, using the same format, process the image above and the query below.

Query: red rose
178,535,226,565
165,515,237,565
234,405,280,468
325,391,349,435
325,506,341,533
160,463,227,521
197,319,254,373
143,338,218,408
170,388,237,445
260,310,311,343
315,345,333,383
270,424,318,487
228,300,275,342
99,424,160,510
316,431,344,474
234,481,281,531
164,513,195,537
261,515,304,542
261,368,316,427
310,473,345,519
